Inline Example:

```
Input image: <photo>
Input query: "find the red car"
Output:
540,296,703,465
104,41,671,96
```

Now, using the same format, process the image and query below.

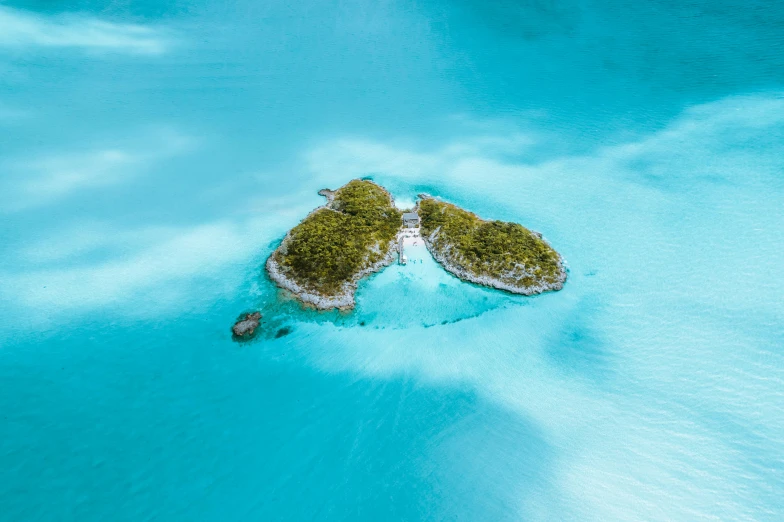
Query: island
266,179,402,310
264,181,566,311
232,311,262,340
417,196,567,295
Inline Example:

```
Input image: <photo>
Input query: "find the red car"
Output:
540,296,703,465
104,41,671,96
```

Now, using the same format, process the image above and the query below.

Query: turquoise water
1,1,783,520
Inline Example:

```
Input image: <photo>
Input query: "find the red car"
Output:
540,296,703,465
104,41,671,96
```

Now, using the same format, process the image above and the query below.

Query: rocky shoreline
264,184,567,311
421,229,567,296
265,181,400,310
266,238,398,310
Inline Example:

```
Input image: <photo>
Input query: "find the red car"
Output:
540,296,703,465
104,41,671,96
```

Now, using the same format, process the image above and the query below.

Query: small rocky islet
264,179,566,311
231,311,262,340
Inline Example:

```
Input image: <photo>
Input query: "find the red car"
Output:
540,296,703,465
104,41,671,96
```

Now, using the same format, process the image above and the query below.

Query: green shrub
419,198,562,286
274,180,402,295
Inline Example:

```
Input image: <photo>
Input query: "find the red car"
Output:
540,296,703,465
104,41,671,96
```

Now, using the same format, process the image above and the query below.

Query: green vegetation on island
265,182,566,311
268,180,402,306
417,197,566,294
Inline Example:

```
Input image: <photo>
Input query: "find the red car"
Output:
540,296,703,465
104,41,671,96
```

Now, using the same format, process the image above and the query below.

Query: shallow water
1,1,783,520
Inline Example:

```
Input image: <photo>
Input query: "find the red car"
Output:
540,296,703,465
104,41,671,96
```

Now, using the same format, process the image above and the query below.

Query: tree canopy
418,198,563,289
274,180,402,295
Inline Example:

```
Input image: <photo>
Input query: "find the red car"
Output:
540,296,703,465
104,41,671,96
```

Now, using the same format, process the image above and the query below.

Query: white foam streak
0,6,172,55
0,128,193,212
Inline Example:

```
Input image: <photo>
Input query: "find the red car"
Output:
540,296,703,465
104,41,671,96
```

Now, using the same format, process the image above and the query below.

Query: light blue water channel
0,1,782,520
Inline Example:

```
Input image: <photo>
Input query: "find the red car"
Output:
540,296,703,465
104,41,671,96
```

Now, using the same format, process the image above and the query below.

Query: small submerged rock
274,326,292,338
232,311,262,340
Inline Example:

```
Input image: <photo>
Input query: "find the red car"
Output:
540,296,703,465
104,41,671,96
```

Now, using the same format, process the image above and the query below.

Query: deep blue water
1,1,783,520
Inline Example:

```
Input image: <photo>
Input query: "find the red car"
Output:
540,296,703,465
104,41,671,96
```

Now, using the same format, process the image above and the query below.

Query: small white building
402,212,420,228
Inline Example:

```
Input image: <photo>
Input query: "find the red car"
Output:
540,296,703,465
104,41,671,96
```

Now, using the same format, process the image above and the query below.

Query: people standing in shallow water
262,181,566,312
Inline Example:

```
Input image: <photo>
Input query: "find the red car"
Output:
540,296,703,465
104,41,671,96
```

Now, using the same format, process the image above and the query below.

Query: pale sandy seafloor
0,1,783,521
